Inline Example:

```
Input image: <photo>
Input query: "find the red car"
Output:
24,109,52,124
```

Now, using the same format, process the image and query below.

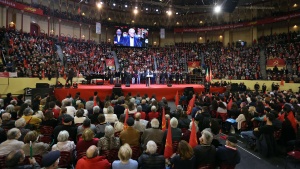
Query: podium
146,74,153,87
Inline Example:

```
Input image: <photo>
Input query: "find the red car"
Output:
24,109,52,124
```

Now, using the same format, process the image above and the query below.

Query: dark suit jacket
114,105,125,119
194,145,216,167
216,146,241,166
53,125,77,143
123,36,141,47
119,126,140,146
114,35,124,45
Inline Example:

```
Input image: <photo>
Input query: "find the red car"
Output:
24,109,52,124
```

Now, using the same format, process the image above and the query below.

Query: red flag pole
189,119,198,148
162,107,166,131
164,119,173,158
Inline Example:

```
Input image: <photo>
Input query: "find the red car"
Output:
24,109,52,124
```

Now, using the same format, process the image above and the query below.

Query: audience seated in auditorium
141,118,164,149
104,106,118,123
76,128,99,158
52,130,76,153
53,114,77,143
216,136,241,167
42,151,61,169
133,112,146,132
77,118,97,136
22,131,49,156
5,149,40,168
170,140,195,169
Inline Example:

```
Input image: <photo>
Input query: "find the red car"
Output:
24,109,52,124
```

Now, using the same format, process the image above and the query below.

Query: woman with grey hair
136,105,146,119
104,106,118,123
52,130,76,153
138,140,165,169
97,125,120,151
15,118,30,141
148,106,159,121
21,107,42,129
5,104,17,119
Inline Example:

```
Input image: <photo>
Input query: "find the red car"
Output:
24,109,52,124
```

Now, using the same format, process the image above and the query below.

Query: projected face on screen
114,27,149,47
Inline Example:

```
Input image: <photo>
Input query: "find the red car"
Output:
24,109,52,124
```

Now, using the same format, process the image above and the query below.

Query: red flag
209,63,212,82
77,7,81,14
227,98,233,110
175,91,179,107
63,73,67,80
24,59,28,68
280,79,284,86
189,119,198,148
164,119,173,158
123,109,129,130
42,70,45,79
205,68,209,82
187,95,196,115
93,96,97,107
161,107,166,131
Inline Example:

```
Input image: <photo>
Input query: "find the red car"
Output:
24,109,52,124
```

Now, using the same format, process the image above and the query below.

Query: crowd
0,85,299,168
1,27,300,83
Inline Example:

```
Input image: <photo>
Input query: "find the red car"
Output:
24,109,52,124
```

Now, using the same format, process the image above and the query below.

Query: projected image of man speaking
123,28,142,47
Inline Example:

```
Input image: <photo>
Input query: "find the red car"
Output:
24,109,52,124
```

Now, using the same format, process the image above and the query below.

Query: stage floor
54,84,226,101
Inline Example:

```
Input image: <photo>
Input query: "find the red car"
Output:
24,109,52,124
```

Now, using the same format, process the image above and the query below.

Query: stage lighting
214,5,221,13
166,10,172,16
97,2,102,8
113,3,116,6
133,8,138,14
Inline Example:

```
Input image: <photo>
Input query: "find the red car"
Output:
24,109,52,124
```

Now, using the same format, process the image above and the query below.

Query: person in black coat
53,114,77,144
138,141,165,169
216,136,241,166
194,130,216,168
114,100,125,119
66,68,75,85
195,106,211,131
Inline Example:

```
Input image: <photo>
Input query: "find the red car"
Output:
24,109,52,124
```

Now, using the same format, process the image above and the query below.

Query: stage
54,84,226,101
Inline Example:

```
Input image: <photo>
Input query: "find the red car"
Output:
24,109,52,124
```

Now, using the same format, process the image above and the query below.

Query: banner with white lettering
9,72,18,77
96,22,101,34
160,28,165,39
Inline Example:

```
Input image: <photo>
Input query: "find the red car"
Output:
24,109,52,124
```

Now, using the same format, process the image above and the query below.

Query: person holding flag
169,140,195,169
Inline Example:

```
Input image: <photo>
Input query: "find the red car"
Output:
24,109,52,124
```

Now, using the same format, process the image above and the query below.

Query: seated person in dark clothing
216,136,241,166
88,106,101,124
181,121,201,143
138,140,165,169
178,111,191,129
162,117,182,144
41,109,58,129
194,130,216,168
53,114,77,143
287,114,300,151
241,113,275,146
0,127,7,144
1,112,15,130
195,106,211,131
170,140,195,169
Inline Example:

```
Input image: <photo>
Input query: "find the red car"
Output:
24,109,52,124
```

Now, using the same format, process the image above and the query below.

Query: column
6,7,9,28
88,25,91,41
59,19,61,41
251,26,257,46
21,10,24,33
79,23,82,42
223,30,230,46
47,17,50,36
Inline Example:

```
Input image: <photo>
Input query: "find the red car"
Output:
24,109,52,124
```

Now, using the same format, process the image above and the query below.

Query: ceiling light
108,18,111,20
133,8,138,14
97,2,102,8
125,5,128,8
176,12,178,15
113,3,116,6
156,9,158,12
200,20,203,23
166,10,172,16
132,20,135,23
293,4,297,7
214,5,221,13
146,8,148,11
176,22,179,25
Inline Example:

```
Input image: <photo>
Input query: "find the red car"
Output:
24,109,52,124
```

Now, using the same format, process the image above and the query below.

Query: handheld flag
93,96,97,107
175,91,179,107
164,119,173,158
162,107,166,131
189,119,198,148
187,95,196,115
227,98,233,110
123,109,129,130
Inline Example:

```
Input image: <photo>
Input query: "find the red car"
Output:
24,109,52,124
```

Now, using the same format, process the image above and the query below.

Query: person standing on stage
121,69,125,84
137,69,141,84
156,70,160,84
146,68,152,87
205,82,210,93
109,70,114,84
125,69,131,85
262,83,266,93
66,67,75,85
115,69,121,84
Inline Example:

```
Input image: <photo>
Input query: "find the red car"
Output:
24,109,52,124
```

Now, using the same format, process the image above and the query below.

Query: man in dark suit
114,100,125,118
114,29,124,45
66,68,75,85
145,69,152,87
53,114,77,144
123,28,141,47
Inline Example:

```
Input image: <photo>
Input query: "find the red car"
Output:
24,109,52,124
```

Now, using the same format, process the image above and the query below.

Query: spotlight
125,4,128,8
146,8,148,11
156,9,158,12
97,2,102,8
214,5,221,13
133,8,138,14
166,10,172,16
113,3,116,6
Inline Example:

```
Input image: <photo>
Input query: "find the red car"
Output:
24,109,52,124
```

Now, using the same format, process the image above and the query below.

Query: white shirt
66,106,76,117
117,36,120,42
130,37,134,47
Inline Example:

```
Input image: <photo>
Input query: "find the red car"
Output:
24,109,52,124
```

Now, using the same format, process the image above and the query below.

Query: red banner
266,58,286,67
0,0,43,15
187,61,200,68
0,72,9,78
174,12,300,33
105,59,115,67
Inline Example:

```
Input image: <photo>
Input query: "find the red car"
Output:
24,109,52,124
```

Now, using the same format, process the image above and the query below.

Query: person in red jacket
76,145,111,169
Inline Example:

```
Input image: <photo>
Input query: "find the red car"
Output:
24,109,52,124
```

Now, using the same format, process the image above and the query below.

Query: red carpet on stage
54,84,226,101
